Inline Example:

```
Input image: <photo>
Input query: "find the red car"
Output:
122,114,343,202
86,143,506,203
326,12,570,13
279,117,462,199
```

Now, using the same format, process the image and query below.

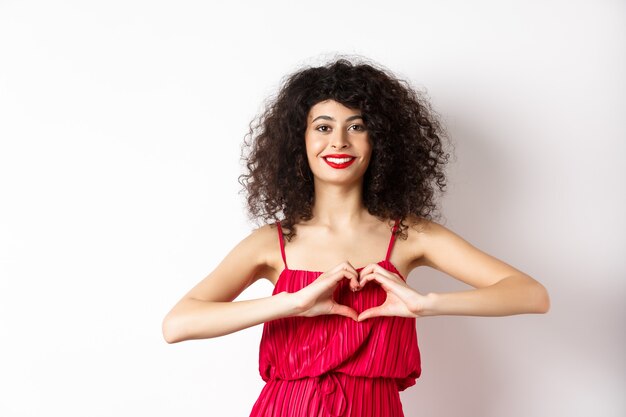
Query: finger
330,304,358,321
358,274,421,316
361,266,404,285
358,263,378,278
330,261,358,274
328,268,360,291
359,263,392,279
357,306,388,322
359,272,395,290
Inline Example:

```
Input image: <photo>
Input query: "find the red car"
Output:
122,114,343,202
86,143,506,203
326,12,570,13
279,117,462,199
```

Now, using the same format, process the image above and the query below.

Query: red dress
250,220,421,417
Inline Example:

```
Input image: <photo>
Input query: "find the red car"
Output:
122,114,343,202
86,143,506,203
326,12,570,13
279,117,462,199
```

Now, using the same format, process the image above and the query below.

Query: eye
315,125,331,132
348,124,366,132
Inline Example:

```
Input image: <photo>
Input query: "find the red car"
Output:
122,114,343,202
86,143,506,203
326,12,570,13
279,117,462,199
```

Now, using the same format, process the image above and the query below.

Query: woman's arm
163,224,370,342
409,220,550,317
345,218,550,321
162,225,298,343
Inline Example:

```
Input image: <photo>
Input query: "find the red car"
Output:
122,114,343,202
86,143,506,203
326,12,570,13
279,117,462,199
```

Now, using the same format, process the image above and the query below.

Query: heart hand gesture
356,263,426,321
290,262,361,321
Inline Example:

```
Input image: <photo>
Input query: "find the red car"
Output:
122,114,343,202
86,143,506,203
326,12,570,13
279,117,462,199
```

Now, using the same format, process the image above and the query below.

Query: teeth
325,157,354,164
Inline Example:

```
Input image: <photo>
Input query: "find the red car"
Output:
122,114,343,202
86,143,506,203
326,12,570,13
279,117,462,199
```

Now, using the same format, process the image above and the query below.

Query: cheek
361,137,373,159
360,140,373,170
305,134,325,157
303,136,319,170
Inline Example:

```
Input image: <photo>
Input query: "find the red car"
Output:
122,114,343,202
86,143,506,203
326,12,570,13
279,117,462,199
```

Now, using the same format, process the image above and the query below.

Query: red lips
322,154,356,169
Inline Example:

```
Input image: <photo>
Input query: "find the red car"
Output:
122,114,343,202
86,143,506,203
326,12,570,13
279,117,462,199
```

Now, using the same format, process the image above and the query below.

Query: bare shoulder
180,223,282,303
404,216,451,242
395,215,439,271
400,215,530,288
396,215,483,272
400,215,468,265
230,223,284,282
245,223,284,282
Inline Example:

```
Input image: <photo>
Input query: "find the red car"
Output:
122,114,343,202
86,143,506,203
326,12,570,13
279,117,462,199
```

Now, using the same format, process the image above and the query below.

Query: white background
1,1,624,416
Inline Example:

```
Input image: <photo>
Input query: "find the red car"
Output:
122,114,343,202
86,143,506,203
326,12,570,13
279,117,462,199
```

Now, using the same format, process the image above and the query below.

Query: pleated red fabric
249,220,421,417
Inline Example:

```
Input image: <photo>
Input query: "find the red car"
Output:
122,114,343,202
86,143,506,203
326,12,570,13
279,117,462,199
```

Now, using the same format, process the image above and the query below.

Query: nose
330,130,350,150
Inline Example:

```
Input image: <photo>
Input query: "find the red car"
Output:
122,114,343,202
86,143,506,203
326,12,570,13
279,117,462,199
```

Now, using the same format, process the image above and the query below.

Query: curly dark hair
239,57,451,241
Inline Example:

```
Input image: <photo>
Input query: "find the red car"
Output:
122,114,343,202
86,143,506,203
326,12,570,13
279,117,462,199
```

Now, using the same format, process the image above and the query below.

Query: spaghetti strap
276,222,288,269
384,219,400,262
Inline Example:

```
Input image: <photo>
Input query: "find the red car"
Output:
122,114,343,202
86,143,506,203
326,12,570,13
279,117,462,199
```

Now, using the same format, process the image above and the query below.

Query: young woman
162,57,550,417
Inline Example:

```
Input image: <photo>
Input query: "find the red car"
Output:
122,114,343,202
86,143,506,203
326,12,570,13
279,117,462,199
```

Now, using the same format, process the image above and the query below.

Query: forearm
162,291,296,343
419,275,550,317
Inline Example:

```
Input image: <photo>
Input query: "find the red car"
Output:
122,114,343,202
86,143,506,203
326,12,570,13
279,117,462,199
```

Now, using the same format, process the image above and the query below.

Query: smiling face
304,99,372,186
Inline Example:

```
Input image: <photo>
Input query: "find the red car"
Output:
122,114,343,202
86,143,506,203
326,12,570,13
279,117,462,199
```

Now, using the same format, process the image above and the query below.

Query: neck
310,179,368,228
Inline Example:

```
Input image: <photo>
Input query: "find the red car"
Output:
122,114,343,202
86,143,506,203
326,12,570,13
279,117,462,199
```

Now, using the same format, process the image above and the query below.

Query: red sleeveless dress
249,220,421,417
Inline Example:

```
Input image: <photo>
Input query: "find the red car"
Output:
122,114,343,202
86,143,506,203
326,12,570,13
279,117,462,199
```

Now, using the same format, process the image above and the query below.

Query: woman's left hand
356,264,426,321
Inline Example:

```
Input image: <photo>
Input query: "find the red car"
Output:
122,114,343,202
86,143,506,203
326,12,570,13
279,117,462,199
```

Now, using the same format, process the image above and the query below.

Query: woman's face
304,99,371,186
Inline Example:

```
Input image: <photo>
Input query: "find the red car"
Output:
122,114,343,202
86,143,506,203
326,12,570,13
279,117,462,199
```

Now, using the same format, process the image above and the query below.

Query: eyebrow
311,114,364,123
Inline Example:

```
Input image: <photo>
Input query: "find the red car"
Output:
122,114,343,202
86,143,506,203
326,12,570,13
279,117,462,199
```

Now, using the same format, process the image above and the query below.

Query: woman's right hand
289,262,360,321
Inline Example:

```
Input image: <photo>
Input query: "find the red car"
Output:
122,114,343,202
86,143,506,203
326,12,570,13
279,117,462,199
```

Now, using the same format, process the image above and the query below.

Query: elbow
530,282,551,314
162,313,184,344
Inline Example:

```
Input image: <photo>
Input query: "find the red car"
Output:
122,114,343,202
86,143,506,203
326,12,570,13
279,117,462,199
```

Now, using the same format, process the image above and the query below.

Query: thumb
357,306,386,322
330,304,358,321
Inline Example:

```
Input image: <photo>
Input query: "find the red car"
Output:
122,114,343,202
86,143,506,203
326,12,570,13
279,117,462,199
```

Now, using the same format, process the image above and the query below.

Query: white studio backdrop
1,1,624,416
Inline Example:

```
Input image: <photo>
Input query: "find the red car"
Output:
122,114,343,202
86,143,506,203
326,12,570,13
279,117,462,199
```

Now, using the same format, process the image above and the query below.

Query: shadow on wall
402,270,502,417
401,115,517,417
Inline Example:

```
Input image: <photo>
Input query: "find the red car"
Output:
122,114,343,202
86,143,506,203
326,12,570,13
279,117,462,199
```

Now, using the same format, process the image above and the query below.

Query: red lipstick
322,154,356,169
